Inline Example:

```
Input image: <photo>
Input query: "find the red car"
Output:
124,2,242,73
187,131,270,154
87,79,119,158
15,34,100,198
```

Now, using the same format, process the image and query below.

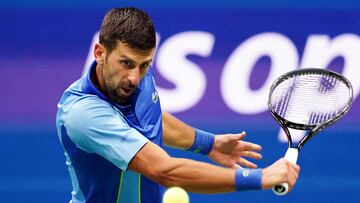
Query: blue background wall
0,1,359,202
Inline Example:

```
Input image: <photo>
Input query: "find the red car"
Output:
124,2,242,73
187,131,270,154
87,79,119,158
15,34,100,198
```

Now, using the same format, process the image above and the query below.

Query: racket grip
272,147,298,196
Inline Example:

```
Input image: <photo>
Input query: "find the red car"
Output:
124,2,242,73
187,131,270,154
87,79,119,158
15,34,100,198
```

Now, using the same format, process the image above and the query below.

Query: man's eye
141,63,150,69
121,60,132,67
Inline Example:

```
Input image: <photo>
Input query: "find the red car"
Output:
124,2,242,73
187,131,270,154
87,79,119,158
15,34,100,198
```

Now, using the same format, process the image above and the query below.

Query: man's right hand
261,158,300,192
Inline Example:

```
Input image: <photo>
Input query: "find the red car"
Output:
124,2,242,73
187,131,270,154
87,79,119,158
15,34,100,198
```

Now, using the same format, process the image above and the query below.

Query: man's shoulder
58,94,123,136
58,82,117,121
66,94,115,116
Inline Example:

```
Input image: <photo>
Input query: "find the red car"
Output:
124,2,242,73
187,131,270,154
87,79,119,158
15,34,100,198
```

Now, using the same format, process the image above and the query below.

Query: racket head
268,68,353,148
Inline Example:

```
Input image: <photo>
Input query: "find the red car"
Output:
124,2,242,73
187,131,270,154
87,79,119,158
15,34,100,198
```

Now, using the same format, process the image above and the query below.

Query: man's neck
91,64,106,97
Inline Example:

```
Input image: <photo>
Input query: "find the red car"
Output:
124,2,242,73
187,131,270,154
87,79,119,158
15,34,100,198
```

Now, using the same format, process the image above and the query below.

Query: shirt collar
82,61,110,101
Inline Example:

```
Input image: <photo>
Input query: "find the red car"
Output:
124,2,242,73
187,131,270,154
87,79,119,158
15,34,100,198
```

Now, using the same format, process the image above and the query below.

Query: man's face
101,42,154,104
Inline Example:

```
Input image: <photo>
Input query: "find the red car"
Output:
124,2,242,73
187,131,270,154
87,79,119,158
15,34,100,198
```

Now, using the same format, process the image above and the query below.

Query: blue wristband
235,168,262,191
186,128,215,155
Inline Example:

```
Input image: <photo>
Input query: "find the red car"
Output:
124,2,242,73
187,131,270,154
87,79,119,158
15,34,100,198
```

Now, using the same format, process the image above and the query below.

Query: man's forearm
155,157,236,193
129,142,262,194
162,112,195,149
130,142,237,193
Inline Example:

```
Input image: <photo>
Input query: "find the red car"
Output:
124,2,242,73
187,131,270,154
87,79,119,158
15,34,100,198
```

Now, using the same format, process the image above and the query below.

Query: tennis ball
163,187,189,203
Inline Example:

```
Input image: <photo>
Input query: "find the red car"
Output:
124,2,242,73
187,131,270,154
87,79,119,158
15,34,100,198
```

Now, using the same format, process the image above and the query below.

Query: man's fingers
235,141,262,151
290,163,300,182
285,162,300,191
226,132,262,152
240,151,262,160
227,132,246,141
262,158,301,191
231,164,243,169
294,163,300,174
237,158,258,169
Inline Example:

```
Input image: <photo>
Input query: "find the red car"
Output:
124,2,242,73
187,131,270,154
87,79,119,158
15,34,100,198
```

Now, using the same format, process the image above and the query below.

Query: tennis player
56,7,300,203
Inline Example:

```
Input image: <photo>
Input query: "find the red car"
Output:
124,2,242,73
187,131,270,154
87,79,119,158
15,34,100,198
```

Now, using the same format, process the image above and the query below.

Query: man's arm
162,111,195,149
128,141,300,193
162,111,262,168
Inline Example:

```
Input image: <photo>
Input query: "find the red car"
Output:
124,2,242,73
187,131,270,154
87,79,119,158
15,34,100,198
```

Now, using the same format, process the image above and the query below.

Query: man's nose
128,67,140,85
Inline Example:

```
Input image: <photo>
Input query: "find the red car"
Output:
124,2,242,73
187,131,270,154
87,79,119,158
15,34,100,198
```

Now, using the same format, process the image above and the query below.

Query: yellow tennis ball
163,187,189,203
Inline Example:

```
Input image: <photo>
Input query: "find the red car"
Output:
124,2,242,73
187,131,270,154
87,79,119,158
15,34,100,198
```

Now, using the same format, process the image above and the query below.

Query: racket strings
270,72,350,125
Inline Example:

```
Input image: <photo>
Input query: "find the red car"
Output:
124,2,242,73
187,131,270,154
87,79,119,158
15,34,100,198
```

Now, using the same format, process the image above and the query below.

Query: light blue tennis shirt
56,62,164,203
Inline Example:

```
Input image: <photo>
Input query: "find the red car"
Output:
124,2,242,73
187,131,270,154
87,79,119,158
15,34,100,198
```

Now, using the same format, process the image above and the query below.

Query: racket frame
268,68,353,151
269,68,353,196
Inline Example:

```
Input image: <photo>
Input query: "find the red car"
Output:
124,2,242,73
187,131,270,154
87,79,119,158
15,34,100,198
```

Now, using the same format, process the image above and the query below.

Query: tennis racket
268,68,353,195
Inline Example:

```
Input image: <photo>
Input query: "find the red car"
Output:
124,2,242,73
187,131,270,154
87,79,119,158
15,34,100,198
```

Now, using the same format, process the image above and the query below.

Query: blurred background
0,0,359,202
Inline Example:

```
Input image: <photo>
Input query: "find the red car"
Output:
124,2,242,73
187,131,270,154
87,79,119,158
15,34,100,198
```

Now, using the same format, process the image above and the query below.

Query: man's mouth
120,87,133,95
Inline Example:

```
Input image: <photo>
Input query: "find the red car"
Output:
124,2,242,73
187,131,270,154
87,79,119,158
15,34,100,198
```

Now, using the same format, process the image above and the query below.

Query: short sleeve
64,97,148,170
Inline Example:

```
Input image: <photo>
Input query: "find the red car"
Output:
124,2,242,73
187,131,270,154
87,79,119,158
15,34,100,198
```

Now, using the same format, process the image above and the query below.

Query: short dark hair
99,7,156,52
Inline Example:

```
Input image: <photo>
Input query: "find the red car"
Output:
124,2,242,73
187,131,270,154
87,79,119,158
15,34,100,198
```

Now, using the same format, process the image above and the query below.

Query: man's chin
109,88,135,104
111,94,131,105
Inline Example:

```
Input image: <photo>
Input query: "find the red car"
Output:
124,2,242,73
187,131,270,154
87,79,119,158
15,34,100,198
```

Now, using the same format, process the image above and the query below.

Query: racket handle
272,147,298,196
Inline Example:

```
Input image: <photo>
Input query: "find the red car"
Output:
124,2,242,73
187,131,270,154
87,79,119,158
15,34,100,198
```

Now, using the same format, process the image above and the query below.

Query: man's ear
94,43,106,64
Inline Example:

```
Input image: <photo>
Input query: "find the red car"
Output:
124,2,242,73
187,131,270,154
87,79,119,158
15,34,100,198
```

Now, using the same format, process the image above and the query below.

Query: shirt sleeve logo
152,91,159,103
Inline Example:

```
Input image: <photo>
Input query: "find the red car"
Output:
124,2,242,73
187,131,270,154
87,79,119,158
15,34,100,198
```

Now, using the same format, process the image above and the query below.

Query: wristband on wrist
186,128,215,155
235,168,262,191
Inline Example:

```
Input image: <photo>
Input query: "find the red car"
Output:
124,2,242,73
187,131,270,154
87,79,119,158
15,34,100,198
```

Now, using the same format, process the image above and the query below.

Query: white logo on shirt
152,91,159,103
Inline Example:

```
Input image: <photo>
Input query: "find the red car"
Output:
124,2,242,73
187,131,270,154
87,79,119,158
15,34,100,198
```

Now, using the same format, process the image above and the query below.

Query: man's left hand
208,132,262,168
